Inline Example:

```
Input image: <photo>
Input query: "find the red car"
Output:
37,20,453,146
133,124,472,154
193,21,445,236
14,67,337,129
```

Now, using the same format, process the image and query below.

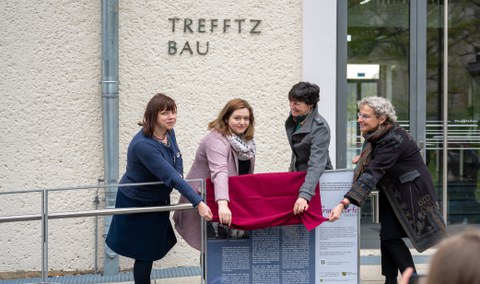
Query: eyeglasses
357,113,373,120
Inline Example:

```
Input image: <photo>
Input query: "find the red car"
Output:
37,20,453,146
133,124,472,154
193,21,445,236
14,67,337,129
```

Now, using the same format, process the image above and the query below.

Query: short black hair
288,81,320,106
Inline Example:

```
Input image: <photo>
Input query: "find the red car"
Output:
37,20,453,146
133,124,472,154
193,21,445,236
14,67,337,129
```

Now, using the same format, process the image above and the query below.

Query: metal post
409,0,427,158
101,0,120,275
370,191,380,224
94,178,103,274
201,179,206,284
442,0,449,223
41,190,49,283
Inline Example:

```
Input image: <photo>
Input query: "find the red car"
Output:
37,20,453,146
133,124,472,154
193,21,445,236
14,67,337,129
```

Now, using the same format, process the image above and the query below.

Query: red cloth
206,171,327,231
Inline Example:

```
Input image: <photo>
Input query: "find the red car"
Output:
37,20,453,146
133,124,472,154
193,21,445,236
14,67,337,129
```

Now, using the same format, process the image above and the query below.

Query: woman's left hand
217,200,232,226
328,203,345,222
293,197,309,215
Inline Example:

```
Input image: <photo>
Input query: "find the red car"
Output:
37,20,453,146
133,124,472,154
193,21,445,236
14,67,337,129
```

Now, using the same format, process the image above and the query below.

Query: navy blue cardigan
119,129,202,206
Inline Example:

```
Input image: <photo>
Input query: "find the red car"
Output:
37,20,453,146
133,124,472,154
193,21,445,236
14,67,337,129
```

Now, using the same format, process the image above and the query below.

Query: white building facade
0,0,337,274
2,0,480,278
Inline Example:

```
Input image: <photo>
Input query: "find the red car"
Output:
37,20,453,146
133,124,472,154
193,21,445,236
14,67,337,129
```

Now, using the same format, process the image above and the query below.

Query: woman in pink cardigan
173,98,256,250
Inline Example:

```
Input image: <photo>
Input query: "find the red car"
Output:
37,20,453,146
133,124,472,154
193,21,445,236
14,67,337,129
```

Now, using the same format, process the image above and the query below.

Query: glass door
346,0,412,248
426,0,480,228
345,0,480,248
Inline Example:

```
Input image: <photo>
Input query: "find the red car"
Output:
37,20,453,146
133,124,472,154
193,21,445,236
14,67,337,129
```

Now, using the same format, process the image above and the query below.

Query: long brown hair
426,229,480,284
208,98,255,140
138,93,177,136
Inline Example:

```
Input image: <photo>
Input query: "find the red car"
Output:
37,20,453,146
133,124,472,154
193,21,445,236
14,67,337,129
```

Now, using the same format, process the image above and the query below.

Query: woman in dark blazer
328,96,446,284
285,81,333,215
105,93,212,284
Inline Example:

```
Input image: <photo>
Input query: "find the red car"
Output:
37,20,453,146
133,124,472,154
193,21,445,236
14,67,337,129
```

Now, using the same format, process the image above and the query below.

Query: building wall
0,0,337,273
0,0,104,273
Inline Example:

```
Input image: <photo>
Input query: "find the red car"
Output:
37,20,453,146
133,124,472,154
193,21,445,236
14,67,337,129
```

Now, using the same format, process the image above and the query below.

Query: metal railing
0,180,205,284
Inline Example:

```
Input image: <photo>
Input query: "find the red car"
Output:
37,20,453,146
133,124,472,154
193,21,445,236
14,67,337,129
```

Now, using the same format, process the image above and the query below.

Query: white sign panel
316,169,359,283
205,170,359,283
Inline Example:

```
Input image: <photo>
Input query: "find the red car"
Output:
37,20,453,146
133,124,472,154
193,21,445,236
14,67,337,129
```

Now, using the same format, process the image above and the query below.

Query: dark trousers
379,191,416,283
381,238,416,281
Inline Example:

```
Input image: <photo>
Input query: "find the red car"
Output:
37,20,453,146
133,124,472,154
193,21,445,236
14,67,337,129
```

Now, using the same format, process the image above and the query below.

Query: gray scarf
226,134,256,161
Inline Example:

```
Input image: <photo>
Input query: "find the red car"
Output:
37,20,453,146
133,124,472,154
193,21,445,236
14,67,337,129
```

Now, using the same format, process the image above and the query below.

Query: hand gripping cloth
206,171,327,231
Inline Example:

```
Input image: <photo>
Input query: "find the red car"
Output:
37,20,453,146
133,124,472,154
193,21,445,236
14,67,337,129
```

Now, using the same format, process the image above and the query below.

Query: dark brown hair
138,93,177,136
208,98,255,140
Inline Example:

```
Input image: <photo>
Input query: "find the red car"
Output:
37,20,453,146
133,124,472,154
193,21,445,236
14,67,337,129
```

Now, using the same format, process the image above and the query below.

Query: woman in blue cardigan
106,93,212,284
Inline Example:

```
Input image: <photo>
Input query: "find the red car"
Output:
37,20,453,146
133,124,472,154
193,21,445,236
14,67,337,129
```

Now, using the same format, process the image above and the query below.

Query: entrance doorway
344,0,480,249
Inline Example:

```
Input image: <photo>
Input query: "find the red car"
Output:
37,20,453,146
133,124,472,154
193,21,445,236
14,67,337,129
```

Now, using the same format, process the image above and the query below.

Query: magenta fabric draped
206,171,327,231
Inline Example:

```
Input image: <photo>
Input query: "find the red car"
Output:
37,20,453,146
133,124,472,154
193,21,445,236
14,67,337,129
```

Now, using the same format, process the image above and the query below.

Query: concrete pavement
0,249,430,283
105,248,432,284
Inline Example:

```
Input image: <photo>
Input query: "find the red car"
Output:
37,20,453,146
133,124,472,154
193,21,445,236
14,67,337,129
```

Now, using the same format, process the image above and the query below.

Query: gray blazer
285,105,333,201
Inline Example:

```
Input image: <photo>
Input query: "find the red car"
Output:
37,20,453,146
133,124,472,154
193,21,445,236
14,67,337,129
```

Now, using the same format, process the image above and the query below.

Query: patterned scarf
226,134,256,161
353,123,393,181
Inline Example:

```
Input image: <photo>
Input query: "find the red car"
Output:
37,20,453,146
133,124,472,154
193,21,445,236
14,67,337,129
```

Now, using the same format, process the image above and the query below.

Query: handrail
0,179,205,284
0,179,204,224
0,203,194,223
0,180,203,195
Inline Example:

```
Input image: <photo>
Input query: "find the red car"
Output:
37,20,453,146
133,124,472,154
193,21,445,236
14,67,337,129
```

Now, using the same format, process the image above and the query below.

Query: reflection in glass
347,1,410,230
347,0,480,234
426,1,480,226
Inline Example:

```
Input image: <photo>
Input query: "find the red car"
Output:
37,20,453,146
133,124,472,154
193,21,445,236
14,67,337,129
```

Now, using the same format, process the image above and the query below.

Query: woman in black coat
328,96,446,284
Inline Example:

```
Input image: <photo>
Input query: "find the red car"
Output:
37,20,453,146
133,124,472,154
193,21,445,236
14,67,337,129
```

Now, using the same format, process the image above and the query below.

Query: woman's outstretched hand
197,201,213,221
328,203,345,222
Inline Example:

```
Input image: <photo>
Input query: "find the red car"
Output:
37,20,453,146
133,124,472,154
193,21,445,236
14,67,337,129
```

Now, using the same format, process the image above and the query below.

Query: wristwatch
340,199,350,210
